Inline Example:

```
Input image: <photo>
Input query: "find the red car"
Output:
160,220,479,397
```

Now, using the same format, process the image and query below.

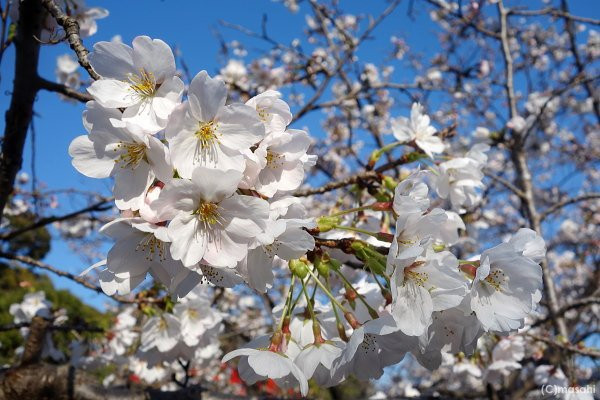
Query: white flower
245,90,293,133
173,298,223,347
388,248,468,336
69,104,172,210
97,218,179,295
238,210,315,292
165,71,265,177
222,336,309,396
87,36,184,131
152,167,269,267
55,54,80,91
129,357,169,384
391,103,444,157
413,303,483,370
107,306,138,356
9,291,51,324
140,314,181,353
330,313,415,383
432,144,488,212
295,340,344,386
245,129,313,197
392,172,430,217
484,336,525,387
469,229,544,332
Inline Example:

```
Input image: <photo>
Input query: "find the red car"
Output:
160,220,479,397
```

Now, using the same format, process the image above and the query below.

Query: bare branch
483,168,526,199
36,77,93,103
294,152,425,197
527,333,600,358
0,252,161,304
0,197,112,241
540,193,600,221
509,7,600,26
40,0,100,80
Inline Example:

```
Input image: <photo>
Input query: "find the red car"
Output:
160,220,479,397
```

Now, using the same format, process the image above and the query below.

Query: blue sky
0,0,598,311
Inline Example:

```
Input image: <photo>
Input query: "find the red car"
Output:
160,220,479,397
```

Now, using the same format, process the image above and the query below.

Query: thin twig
540,193,600,221
527,333,600,358
0,197,112,241
36,77,93,103
0,252,161,304
40,0,100,80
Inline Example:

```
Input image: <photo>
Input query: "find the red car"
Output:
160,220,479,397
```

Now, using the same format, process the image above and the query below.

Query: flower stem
306,266,348,313
334,225,379,238
334,269,379,319
301,280,316,322
330,204,373,217
278,275,296,331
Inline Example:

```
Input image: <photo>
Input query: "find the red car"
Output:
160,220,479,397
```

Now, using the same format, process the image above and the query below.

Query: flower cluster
67,35,548,397
70,36,316,297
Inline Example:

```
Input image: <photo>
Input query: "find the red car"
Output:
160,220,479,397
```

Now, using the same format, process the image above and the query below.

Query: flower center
484,268,507,291
193,202,223,229
135,234,166,261
256,106,270,122
114,141,147,169
186,308,199,320
127,69,157,100
360,334,377,353
195,121,219,149
265,150,284,169
404,270,429,287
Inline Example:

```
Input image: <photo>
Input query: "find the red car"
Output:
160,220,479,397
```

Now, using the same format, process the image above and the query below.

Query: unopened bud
371,202,393,211
432,244,446,252
289,259,308,279
383,289,393,306
459,263,478,278
382,176,397,191
337,322,349,342
344,311,361,329
314,255,330,277
269,331,283,352
312,322,325,344
316,215,342,232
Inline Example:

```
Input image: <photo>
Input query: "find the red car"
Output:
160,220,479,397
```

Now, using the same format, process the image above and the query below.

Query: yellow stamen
136,234,166,261
127,69,157,100
193,202,223,229
114,141,147,169
266,150,283,169
195,121,219,150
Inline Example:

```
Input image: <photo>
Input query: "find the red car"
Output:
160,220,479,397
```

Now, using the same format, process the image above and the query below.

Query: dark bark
0,0,44,218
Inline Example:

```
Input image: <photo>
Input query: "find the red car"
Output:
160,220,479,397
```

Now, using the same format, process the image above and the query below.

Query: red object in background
128,374,141,384
229,368,242,385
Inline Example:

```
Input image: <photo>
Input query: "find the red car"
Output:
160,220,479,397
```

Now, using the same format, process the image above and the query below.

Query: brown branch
0,197,112,241
314,237,389,256
40,0,100,81
425,0,501,39
527,333,600,358
0,0,44,219
0,321,104,333
36,77,94,103
560,0,600,123
294,152,426,197
533,296,600,327
0,252,161,304
540,193,600,221
483,168,526,199
509,7,600,25
20,316,48,365
497,0,573,379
